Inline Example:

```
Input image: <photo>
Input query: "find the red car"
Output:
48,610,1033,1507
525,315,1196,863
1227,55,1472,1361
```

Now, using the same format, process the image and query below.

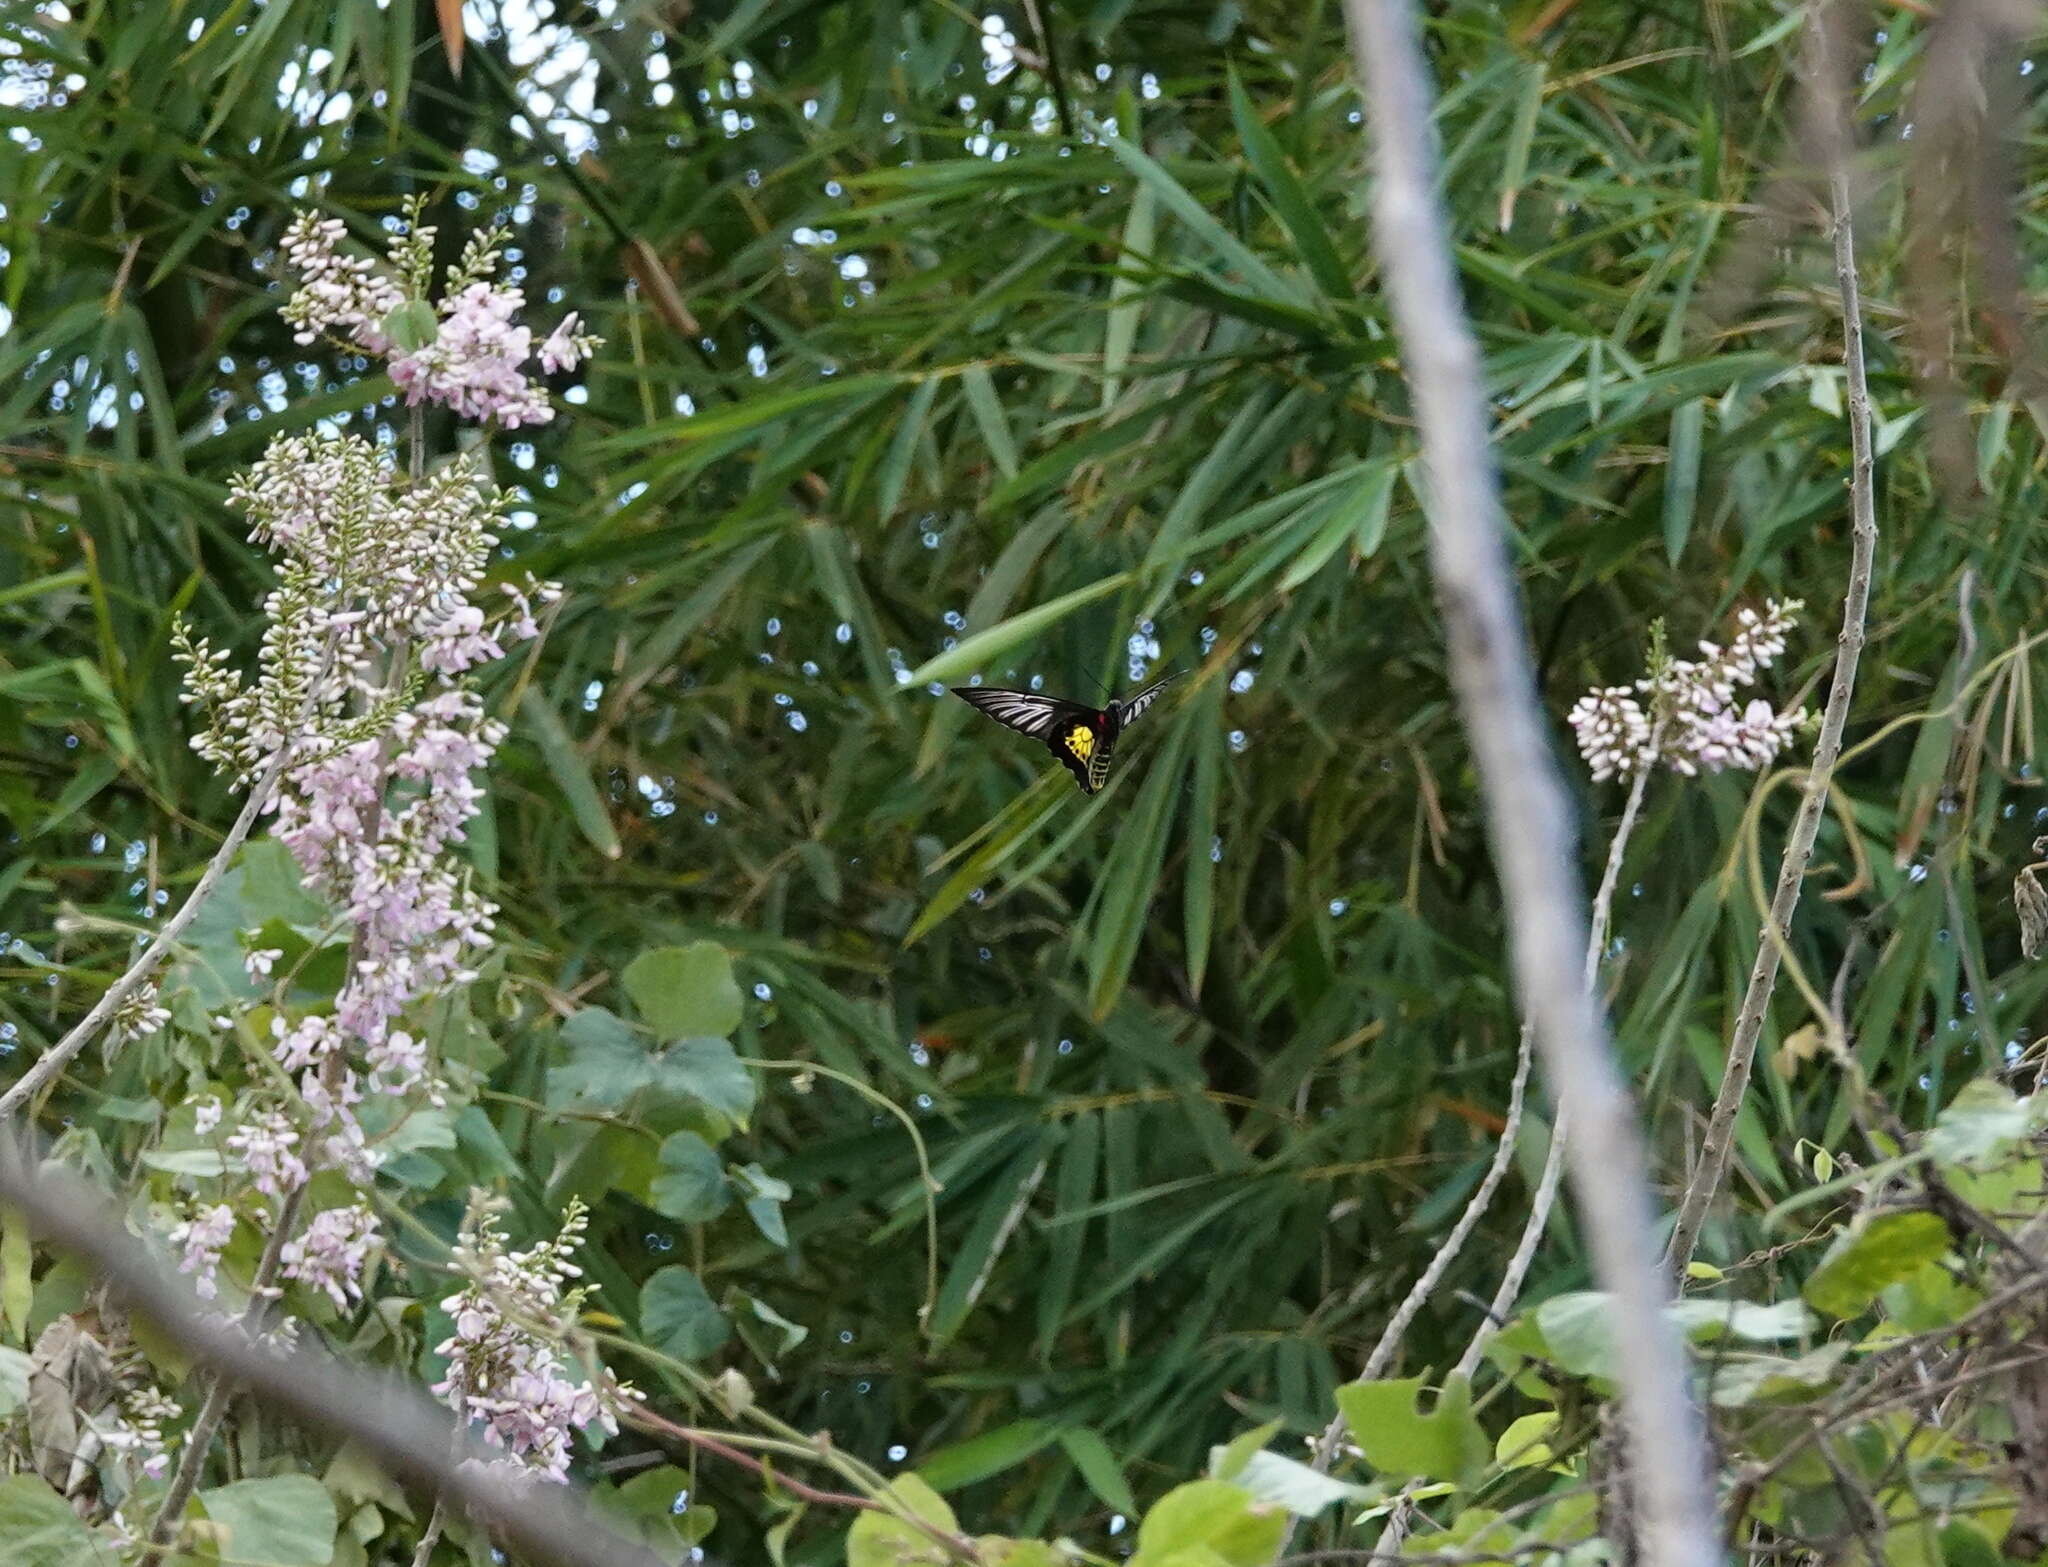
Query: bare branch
1338,4,1717,1566
1457,734,1662,1380
0,1133,669,1567
1667,7,1882,1273
0,753,287,1120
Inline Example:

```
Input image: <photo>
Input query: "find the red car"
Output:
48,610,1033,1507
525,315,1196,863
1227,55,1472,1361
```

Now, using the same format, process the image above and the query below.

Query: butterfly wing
1117,671,1180,729
950,686,1088,743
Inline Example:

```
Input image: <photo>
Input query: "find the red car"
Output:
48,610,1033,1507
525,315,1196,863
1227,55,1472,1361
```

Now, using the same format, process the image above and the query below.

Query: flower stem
1666,12,1880,1273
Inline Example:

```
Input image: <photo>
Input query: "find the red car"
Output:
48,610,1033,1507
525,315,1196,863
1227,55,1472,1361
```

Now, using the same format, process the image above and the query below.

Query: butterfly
951,673,1179,794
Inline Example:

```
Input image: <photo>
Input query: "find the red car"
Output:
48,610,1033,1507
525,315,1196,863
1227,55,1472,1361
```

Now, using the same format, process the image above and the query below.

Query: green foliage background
5,0,2048,1559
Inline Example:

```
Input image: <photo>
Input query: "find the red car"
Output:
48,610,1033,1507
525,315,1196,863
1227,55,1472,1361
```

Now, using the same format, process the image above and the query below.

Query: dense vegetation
7,1,2048,1564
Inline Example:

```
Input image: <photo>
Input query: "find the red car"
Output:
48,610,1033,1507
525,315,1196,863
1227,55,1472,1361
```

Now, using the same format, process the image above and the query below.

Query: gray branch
0,752,288,1121
1340,4,1717,1566
1665,8,1880,1273
0,1133,668,1567
1458,739,1661,1381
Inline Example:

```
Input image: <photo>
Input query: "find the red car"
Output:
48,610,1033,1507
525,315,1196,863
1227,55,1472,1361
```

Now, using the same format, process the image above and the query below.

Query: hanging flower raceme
171,198,583,1257
432,1200,633,1483
279,204,598,429
1568,600,1809,782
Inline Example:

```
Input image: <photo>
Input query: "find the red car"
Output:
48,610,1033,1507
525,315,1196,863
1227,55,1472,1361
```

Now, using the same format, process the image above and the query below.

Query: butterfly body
950,674,1177,794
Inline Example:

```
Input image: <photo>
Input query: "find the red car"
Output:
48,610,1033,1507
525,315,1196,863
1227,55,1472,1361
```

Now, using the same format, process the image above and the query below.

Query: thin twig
0,1133,669,1567
137,1182,309,1565
1339,4,1717,1566
1456,736,1661,1380
627,1408,983,1564
1666,10,1881,1273
0,753,287,1119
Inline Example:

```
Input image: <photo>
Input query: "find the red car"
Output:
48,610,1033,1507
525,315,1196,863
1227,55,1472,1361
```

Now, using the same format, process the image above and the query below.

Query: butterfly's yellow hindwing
1064,725,1095,761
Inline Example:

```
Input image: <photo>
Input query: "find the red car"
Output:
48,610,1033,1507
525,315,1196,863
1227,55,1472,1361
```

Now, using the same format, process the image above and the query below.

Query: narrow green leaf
1059,1426,1137,1517
905,572,1131,687
960,364,1020,479
915,1418,1059,1491
1102,132,1303,308
1662,398,1705,563
519,689,620,859
1088,719,1192,1017
877,377,941,520
1496,62,1546,231
1227,69,1352,298
1183,681,1224,996
1101,182,1159,409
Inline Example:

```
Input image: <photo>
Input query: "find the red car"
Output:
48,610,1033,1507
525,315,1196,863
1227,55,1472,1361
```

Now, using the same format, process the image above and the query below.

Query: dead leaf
435,0,465,78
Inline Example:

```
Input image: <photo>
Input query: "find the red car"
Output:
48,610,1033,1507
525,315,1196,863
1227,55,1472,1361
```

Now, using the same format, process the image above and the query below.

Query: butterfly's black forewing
950,686,1092,742
1117,671,1180,729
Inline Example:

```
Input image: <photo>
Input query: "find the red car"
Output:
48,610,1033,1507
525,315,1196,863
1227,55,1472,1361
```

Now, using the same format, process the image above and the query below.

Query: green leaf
0,1474,100,1567
1226,69,1352,299
1701,1344,1848,1408
549,1008,654,1108
1059,1427,1137,1517
1130,1480,1286,1567
904,572,1132,687
1101,182,1159,409
519,689,621,860
1668,1297,1815,1344
1495,1412,1560,1470
623,942,744,1039
649,1131,732,1222
960,365,1020,479
640,1265,731,1361
1662,398,1705,563
1213,1449,1365,1516
847,1475,960,1567
1087,717,1191,1017
732,1161,792,1247
915,1420,1060,1492
1803,1210,1953,1319
1927,1077,2039,1167
1101,134,1302,308
381,299,438,353
0,1208,24,1346
1183,680,1224,996
656,1037,757,1129
1210,1419,1283,1483
1334,1376,1490,1485
197,1475,338,1567
878,378,942,519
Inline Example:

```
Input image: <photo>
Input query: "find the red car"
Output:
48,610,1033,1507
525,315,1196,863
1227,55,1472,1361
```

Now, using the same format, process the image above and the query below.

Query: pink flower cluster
1568,600,1807,782
180,422,559,1186
279,213,404,350
168,1202,236,1300
279,206,598,429
432,1201,626,1483
103,1387,182,1482
281,1202,381,1310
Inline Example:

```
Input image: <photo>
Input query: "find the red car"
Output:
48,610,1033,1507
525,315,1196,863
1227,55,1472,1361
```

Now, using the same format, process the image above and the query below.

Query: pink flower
168,1203,236,1299
538,313,591,374
282,1203,381,1310
390,282,553,428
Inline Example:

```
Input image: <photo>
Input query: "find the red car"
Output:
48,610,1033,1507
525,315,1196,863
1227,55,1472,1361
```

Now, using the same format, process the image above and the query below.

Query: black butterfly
951,673,1179,794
